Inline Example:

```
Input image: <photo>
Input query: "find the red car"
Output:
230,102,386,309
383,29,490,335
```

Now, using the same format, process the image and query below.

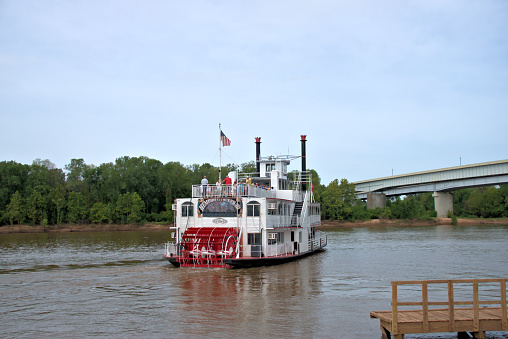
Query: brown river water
1,224,508,338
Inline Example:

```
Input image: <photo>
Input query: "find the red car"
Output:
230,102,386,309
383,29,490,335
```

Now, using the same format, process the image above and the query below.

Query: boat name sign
198,198,242,212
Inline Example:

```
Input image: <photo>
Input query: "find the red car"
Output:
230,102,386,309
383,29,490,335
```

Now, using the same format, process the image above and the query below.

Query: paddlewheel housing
177,227,239,268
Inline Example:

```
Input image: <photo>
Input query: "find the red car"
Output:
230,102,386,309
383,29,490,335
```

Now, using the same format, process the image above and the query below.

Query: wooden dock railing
370,278,508,339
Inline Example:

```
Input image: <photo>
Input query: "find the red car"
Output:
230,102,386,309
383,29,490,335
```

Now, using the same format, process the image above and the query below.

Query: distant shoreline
319,218,508,228
1,218,508,234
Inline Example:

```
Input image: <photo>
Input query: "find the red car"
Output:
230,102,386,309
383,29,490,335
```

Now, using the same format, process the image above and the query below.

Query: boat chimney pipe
301,135,307,191
255,137,261,177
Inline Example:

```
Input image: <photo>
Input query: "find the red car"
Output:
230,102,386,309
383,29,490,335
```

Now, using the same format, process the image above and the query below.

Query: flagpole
219,123,222,183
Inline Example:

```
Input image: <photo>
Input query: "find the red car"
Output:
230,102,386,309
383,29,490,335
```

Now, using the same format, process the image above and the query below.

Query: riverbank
0,223,170,234
319,217,508,228
1,218,508,234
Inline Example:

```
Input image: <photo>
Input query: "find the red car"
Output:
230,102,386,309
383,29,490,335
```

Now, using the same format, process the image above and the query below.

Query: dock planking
370,279,508,339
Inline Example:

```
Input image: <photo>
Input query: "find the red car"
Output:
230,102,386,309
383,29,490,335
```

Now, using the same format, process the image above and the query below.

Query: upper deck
193,170,313,202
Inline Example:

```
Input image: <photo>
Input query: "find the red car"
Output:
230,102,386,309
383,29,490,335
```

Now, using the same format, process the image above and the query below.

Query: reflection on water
1,225,508,338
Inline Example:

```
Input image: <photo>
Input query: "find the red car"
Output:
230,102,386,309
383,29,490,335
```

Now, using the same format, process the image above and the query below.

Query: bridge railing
355,159,508,197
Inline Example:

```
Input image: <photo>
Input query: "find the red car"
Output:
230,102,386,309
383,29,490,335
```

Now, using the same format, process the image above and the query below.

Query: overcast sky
1,1,507,185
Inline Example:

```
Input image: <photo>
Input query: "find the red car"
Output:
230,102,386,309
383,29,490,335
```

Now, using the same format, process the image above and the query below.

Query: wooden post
392,281,398,335
448,280,455,332
380,324,391,339
501,279,507,331
422,282,429,332
473,279,480,331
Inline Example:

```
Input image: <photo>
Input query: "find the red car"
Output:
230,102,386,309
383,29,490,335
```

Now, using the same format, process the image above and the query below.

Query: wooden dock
370,279,508,339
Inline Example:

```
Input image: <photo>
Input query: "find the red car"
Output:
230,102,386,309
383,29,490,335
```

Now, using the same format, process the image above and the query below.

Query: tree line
313,178,508,221
1,158,507,226
0,157,250,226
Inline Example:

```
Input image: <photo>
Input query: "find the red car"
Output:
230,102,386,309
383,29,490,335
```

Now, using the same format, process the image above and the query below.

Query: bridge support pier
367,192,386,209
432,192,453,218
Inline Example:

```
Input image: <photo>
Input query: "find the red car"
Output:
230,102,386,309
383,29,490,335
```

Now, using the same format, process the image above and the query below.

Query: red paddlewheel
179,227,239,268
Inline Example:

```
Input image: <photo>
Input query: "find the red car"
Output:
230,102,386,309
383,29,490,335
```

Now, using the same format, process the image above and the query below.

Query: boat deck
371,307,507,338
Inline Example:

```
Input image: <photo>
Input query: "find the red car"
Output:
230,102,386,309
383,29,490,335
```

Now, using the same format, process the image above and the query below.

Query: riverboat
164,134,327,268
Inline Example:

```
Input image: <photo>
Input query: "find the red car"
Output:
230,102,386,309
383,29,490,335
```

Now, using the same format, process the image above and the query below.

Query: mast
219,123,222,183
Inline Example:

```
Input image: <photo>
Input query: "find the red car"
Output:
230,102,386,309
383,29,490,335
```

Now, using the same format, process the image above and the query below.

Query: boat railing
240,242,292,258
165,242,179,257
265,243,293,257
192,184,276,199
237,171,313,192
289,171,313,191
300,190,310,226
235,228,243,258
309,230,327,251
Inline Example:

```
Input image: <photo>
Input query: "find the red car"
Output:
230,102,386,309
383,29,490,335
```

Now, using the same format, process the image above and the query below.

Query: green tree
454,188,475,216
465,189,483,217
90,202,109,224
500,185,508,217
321,179,342,220
5,191,23,225
26,186,47,225
157,161,193,206
240,161,256,174
113,156,163,214
116,192,145,224
67,191,89,223
49,187,66,226
482,186,504,217
321,179,357,221
65,158,87,193
162,202,175,224
308,169,321,187
0,161,30,217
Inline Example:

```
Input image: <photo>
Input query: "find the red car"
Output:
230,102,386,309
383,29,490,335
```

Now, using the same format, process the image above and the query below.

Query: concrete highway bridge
353,159,508,217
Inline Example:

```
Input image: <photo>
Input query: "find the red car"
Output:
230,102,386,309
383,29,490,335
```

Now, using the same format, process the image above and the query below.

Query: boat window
268,201,277,215
268,232,283,245
247,202,260,217
247,233,261,245
181,202,194,217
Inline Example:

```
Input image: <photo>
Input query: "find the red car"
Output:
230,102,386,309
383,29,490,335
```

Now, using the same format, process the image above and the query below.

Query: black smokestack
301,135,307,191
255,137,261,177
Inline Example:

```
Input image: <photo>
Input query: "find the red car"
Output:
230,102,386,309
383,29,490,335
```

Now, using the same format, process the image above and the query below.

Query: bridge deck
354,159,508,198
370,279,508,339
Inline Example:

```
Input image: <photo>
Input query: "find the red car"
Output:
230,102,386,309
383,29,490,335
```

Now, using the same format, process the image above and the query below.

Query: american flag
220,130,231,146
220,131,231,146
